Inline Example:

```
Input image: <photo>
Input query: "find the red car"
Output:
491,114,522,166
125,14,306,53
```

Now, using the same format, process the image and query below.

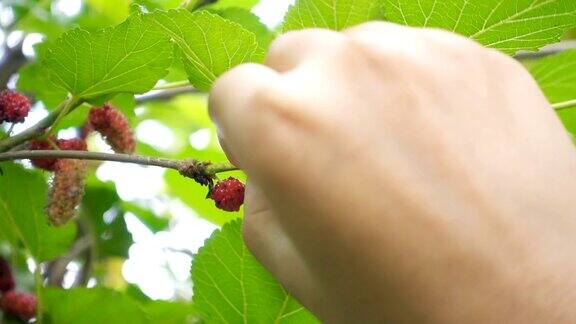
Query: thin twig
552,99,576,111
0,150,237,176
0,150,181,168
152,80,192,90
46,235,92,287
135,87,198,103
47,96,80,135
515,41,576,60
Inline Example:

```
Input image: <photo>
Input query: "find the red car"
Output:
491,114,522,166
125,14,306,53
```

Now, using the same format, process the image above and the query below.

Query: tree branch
152,80,192,91
46,235,92,287
515,40,576,60
135,87,197,103
0,150,238,179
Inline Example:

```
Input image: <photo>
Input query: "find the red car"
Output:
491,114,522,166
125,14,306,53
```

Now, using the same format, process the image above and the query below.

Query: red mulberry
29,136,58,171
0,90,31,124
57,138,88,151
45,159,87,226
29,137,87,172
0,291,36,322
209,177,245,212
88,104,135,154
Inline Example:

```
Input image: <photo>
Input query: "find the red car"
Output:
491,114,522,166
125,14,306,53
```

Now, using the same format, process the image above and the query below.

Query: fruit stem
46,96,81,136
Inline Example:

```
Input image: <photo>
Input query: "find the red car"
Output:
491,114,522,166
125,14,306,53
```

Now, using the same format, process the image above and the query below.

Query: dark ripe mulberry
0,257,15,293
209,177,245,212
88,104,135,154
0,291,37,322
0,90,31,124
29,137,87,171
29,136,58,171
57,138,88,151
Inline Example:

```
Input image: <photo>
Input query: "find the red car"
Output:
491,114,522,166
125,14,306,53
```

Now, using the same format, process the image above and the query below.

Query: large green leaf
43,288,148,324
43,13,173,100
148,10,259,91
208,0,260,9
530,50,576,103
192,219,318,323
144,301,199,324
43,288,198,323
383,0,576,55
283,0,385,31
217,8,274,61
530,49,576,136
17,62,68,109
0,163,76,261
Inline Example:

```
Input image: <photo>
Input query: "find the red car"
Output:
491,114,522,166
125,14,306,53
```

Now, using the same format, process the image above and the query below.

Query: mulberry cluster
29,137,87,171
0,90,31,124
26,102,135,227
45,159,88,226
209,177,245,212
0,258,36,322
88,104,135,154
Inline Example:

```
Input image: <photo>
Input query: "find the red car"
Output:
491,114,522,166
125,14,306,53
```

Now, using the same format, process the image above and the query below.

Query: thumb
242,183,325,313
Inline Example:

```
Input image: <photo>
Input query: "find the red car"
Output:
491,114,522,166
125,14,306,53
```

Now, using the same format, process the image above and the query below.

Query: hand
209,22,576,323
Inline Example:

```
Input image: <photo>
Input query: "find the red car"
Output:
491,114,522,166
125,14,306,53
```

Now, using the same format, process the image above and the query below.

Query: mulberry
45,159,87,226
88,104,135,154
0,291,36,322
29,137,87,171
209,177,245,212
0,257,15,293
0,90,31,124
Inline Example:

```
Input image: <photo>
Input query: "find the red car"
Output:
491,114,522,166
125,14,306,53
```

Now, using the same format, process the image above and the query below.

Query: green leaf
17,62,68,109
43,288,148,324
192,219,318,323
0,163,76,261
530,50,576,103
43,287,198,323
530,49,576,136
81,178,133,259
43,13,173,101
383,0,576,55
53,93,136,132
208,0,260,9
217,8,274,61
148,10,259,91
283,0,385,31
144,301,199,324
85,0,131,24
17,43,68,109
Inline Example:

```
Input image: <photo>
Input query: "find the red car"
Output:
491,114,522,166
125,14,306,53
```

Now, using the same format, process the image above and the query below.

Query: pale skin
209,22,576,323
